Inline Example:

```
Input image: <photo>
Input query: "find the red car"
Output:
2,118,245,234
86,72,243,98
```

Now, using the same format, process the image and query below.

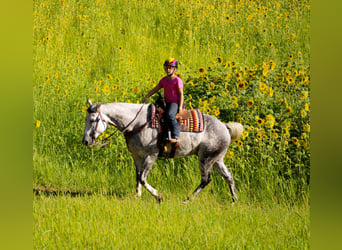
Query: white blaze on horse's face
82,109,108,146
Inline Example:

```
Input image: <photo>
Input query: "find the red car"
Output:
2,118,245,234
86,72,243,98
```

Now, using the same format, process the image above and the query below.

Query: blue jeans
165,102,180,139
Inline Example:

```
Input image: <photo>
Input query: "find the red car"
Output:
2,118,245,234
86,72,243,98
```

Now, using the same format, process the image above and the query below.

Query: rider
142,58,184,143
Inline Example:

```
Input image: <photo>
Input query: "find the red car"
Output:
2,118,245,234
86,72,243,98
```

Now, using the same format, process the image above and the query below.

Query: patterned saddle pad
151,105,204,133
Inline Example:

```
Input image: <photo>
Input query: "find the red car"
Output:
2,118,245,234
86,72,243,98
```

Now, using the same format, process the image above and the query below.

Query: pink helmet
164,58,178,68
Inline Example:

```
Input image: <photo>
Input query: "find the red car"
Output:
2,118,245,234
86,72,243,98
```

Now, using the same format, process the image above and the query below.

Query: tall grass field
33,0,310,248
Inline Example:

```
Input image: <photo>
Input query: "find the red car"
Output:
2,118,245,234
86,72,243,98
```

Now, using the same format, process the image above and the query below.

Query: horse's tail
225,122,244,144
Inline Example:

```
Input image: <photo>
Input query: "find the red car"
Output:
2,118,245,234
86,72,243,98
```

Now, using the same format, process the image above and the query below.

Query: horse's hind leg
213,159,238,202
185,157,213,203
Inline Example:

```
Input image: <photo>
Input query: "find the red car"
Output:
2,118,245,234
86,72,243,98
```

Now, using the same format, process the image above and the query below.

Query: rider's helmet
164,58,178,68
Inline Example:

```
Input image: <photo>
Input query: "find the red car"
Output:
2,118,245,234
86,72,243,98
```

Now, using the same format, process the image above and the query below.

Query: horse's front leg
133,154,163,202
135,166,142,198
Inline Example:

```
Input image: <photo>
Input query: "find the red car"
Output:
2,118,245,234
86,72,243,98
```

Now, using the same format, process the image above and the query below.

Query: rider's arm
142,85,161,103
178,87,184,112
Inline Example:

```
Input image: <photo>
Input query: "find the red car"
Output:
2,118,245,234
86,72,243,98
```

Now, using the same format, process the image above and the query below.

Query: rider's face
164,65,177,76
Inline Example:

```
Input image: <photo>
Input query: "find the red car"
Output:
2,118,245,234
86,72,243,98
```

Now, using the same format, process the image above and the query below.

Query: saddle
152,94,204,158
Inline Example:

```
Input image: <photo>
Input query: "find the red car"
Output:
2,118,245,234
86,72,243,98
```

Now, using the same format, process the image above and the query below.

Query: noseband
93,111,107,139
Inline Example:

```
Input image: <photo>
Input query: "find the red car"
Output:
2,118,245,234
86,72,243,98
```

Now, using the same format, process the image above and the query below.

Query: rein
92,102,146,148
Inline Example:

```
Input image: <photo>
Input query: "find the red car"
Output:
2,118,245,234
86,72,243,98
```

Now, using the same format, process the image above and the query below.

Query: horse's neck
101,103,147,131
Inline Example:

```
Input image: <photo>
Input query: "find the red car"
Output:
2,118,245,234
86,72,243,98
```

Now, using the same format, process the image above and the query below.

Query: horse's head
82,99,109,146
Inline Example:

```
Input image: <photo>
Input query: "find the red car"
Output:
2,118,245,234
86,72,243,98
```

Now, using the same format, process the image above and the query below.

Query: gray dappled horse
82,100,244,203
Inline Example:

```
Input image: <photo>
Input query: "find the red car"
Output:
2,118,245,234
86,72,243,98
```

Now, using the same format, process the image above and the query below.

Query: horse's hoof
157,194,164,203
183,197,190,204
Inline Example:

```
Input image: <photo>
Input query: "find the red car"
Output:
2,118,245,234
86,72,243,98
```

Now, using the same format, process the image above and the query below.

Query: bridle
90,102,146,148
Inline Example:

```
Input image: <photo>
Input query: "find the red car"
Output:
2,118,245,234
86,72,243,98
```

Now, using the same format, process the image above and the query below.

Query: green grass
34,194,309,249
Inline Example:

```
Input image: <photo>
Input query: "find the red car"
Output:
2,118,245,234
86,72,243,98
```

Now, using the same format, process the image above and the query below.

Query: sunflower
268,42,273,47
256,133,263,140
272,132,279,139
291,137,299,146
237,82,245,90
175,72,182,78
208,83,215,90
241,131,249,140
286,107,293,114
269,87,274,97
303,124,310,132
256,118,265,126
287,77,295,84
235,72,242,79
269,60,276,70
266,114,275,128
247,99,254,108
237,141,243,147
198,67,205,74
217,57,223,64
102,85,110,93
289,54,293,60
259,83,267,91
226,151,234,158
305,103,310,111
301,110,307,118
36,120,41,128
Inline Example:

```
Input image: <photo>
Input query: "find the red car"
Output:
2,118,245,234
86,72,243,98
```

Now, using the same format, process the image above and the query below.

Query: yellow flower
36,120,41,128
260,83,267,91
247,99,254,108
209,83,215,90
287,77,295,84
269,60,276,70
303,124,310,132
102,85,110,93
231,96,238,103
301,110,307,118
256,118,265,126
305,103,310,111
291,137,299,146
237,81,245,90
198,67,206,74
266,114,275,128
82,107,87,113
235,72,242,79
241,131,249,140
226,151,234,158
213,108,220,116
237,141,243,147
301,91,309,99
286,107,293,114
256,133,263,140
269,87,274,97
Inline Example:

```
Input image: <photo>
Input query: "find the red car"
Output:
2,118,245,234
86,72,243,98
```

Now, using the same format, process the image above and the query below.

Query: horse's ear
96,102,102,110
87,99,92,107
